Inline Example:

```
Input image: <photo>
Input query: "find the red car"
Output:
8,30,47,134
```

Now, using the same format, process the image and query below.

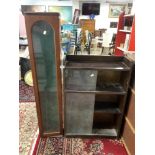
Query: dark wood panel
93,113,120,128
96,70,128,92
94,102,121,114
66,55,124,62
65,93,95,135
120,71,131,91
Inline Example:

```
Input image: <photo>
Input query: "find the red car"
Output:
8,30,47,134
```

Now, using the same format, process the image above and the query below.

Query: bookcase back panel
93,113,120,129
97,70,121,85
95,94,118,102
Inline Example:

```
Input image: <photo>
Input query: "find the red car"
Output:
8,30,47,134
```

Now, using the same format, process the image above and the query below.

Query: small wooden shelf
92,128,117,137
124,14,134,17
65,82,126,94
65,62,130,71
65,55,131,71
65,129,117,137
94,102,121,114
119,29,131,33
117,47,128,53
64,90,126,95
115,12,135,56
96,83,126,93
117,47,135,60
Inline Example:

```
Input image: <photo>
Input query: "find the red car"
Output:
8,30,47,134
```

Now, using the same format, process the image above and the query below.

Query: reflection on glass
32,21,60,132
65,69,97,91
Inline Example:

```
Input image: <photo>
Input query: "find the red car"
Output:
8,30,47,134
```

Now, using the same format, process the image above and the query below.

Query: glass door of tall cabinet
24,13,62,137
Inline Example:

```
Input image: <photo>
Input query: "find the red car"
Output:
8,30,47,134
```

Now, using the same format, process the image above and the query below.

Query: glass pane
32,21,60,133
65,69,97,91
65,93,95,134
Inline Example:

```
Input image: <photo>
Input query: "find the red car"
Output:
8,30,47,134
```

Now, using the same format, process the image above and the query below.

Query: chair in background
101,32,116,55
99,28,107,37
109,33,116,54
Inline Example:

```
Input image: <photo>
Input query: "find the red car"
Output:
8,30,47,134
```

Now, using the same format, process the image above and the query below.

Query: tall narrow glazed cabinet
24,13,63,137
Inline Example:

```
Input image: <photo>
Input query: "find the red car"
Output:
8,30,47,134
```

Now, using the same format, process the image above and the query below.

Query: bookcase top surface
23,12,60,16
65,55,132,70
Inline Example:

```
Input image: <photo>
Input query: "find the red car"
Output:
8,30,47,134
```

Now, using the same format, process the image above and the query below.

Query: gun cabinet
24,13,62,137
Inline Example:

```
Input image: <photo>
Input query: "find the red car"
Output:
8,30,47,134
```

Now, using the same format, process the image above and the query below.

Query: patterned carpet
19,80,35,102
19,80,128,155
19,102,39,155
37,137,128,155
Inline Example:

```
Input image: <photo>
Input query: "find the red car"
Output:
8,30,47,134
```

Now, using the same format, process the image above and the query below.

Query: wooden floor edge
121,137,131,155
125,117,135,134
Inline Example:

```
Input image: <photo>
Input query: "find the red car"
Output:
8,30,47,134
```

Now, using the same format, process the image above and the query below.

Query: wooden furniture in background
94,28,107,37
80,19,95,43
94,30,101,37
64,55,133,138
115,12,135,56
122,63,135,155
99,28,107,35
24,13,63,137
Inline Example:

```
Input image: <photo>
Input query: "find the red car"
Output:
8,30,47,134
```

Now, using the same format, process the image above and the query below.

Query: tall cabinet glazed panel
24,13,62,137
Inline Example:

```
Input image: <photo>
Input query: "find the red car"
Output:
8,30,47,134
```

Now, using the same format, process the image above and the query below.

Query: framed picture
109,4,126,18
48,6,72,24
110,22,118,28
21,5,46,13
72,9,80,24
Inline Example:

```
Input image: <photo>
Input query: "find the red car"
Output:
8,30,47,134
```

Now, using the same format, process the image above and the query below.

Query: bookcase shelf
64,90,127,95
115,12,135,56
124,14,134,17
119,29,131,33
116,47,135,61
65,62,130,70
92,128,117,137
117,47,128,52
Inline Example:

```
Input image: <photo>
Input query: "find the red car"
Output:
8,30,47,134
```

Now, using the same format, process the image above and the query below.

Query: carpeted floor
19,80,35,102
36,137,128,155
19,80,128,155
19,102,39,155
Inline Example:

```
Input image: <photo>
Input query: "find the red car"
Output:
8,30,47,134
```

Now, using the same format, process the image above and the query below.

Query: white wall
73,0,130,33
20,0,73,6
20,0,132,33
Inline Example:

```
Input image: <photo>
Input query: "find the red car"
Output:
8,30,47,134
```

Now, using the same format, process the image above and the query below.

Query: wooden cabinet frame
24,13,63,137
63,55,133,138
